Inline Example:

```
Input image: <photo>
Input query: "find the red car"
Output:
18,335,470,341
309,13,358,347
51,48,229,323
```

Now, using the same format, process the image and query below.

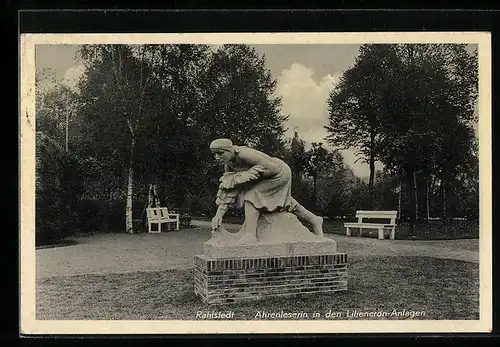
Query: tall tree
134,44,213,211
379,44,478,227
287,131,312,206
69,43,293,229
201,44,288,156
76,44,157,233
304,142,337,212
326,44,401,209
327,43,478,232
36,83,79,150
310,147,346,216
142,44,289,212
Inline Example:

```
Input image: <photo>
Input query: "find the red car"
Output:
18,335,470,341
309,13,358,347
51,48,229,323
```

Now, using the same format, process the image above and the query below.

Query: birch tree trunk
440,177,447,224
103,187,112,231
413,171,418,220
430,174,437,218
398,176,402,221
407,171,416,235
111,45,154,234
425,174,430,222
368,132,375,210
125,135,135,234
313,174,317,212
368,153,375,210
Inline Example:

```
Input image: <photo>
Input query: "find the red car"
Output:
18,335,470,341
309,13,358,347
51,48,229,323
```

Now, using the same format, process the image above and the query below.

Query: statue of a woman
209,138,324,244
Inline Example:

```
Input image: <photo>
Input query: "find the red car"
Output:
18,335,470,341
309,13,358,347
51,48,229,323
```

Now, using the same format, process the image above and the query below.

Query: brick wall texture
194,253,348,304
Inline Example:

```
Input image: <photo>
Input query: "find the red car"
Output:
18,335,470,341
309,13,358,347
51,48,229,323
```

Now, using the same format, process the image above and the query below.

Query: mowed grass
37,256,479,321
321,219,479,240
192,216,479,240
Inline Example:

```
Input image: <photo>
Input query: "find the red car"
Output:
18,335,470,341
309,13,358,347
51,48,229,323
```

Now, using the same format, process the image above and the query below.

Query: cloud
277,63,338,143
61,64,85,90
276,63,383,179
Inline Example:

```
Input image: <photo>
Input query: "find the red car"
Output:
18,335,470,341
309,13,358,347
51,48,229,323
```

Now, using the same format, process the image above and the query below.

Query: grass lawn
193,216,479,240
322,219,479,240
37,256,478,321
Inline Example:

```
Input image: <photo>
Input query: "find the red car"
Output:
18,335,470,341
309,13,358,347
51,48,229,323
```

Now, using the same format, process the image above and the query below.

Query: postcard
20,31,492,334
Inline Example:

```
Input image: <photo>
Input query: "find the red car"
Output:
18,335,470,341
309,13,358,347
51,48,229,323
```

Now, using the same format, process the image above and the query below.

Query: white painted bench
344,210,397,240
147,207,180,233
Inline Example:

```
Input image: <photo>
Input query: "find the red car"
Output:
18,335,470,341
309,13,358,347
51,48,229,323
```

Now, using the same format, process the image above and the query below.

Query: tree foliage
61,44,289,231
326,44,401,208
35,43,480,241
327,43,479,226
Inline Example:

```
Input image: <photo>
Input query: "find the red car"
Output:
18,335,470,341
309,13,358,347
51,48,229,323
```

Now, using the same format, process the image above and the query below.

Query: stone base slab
203,211,338,259
194,253,348,304
203,238,338,259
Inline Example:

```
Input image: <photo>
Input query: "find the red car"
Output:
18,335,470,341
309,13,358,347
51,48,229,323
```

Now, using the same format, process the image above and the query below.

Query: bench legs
148,221,181,233
378,228,384,240
346,227,363,237
148,222,161,233
346,226,395,240
345,227,361,236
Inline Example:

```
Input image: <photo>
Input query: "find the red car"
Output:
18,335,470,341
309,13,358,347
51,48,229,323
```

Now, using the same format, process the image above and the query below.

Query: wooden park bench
344,210,398,240
146,207,180,233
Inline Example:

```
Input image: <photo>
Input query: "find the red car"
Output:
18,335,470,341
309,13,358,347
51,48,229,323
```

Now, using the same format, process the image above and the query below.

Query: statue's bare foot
237,232,258,244
312,216,324,237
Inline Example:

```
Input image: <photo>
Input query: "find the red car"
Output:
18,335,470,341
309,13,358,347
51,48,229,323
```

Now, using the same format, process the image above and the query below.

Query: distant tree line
35,43,479,242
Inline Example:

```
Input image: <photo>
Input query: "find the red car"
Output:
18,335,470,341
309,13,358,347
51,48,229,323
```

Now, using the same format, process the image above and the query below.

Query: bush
36,138,83,245
36,193,74,246
75,199,105,233
106,199,126,232
179,213,192,229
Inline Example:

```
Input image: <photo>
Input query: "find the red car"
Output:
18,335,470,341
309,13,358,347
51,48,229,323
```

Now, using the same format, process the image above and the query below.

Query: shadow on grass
36,256,479,321
322,219,479,240
36,238,81,250
192,216,479,240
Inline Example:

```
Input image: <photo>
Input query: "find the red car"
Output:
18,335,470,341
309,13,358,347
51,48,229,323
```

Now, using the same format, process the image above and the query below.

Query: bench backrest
147,207,170,220
356,210,397,225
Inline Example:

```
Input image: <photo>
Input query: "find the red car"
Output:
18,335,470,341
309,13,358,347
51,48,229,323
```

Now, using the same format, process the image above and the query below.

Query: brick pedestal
194,253,348,304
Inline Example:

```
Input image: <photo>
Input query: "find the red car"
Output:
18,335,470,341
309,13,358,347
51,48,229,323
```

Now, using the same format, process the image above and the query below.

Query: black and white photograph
20,32,492,334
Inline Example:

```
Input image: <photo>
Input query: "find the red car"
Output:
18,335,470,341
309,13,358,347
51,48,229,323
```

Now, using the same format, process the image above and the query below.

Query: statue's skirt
243,158,298,213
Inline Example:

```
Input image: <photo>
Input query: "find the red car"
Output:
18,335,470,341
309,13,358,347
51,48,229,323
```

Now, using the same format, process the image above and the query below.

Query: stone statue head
210,138,235,164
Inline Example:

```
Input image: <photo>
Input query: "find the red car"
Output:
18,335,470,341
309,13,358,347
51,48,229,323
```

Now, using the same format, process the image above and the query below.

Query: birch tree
77,44,157,233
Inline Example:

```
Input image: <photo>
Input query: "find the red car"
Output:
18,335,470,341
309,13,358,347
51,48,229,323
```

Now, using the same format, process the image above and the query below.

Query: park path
36,221,479,279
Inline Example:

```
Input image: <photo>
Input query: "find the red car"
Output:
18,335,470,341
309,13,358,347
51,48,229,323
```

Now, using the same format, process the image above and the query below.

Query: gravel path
36,221,479,279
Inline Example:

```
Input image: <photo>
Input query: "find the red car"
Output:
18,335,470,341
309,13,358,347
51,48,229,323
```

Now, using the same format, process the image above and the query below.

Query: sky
35,43,476,179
